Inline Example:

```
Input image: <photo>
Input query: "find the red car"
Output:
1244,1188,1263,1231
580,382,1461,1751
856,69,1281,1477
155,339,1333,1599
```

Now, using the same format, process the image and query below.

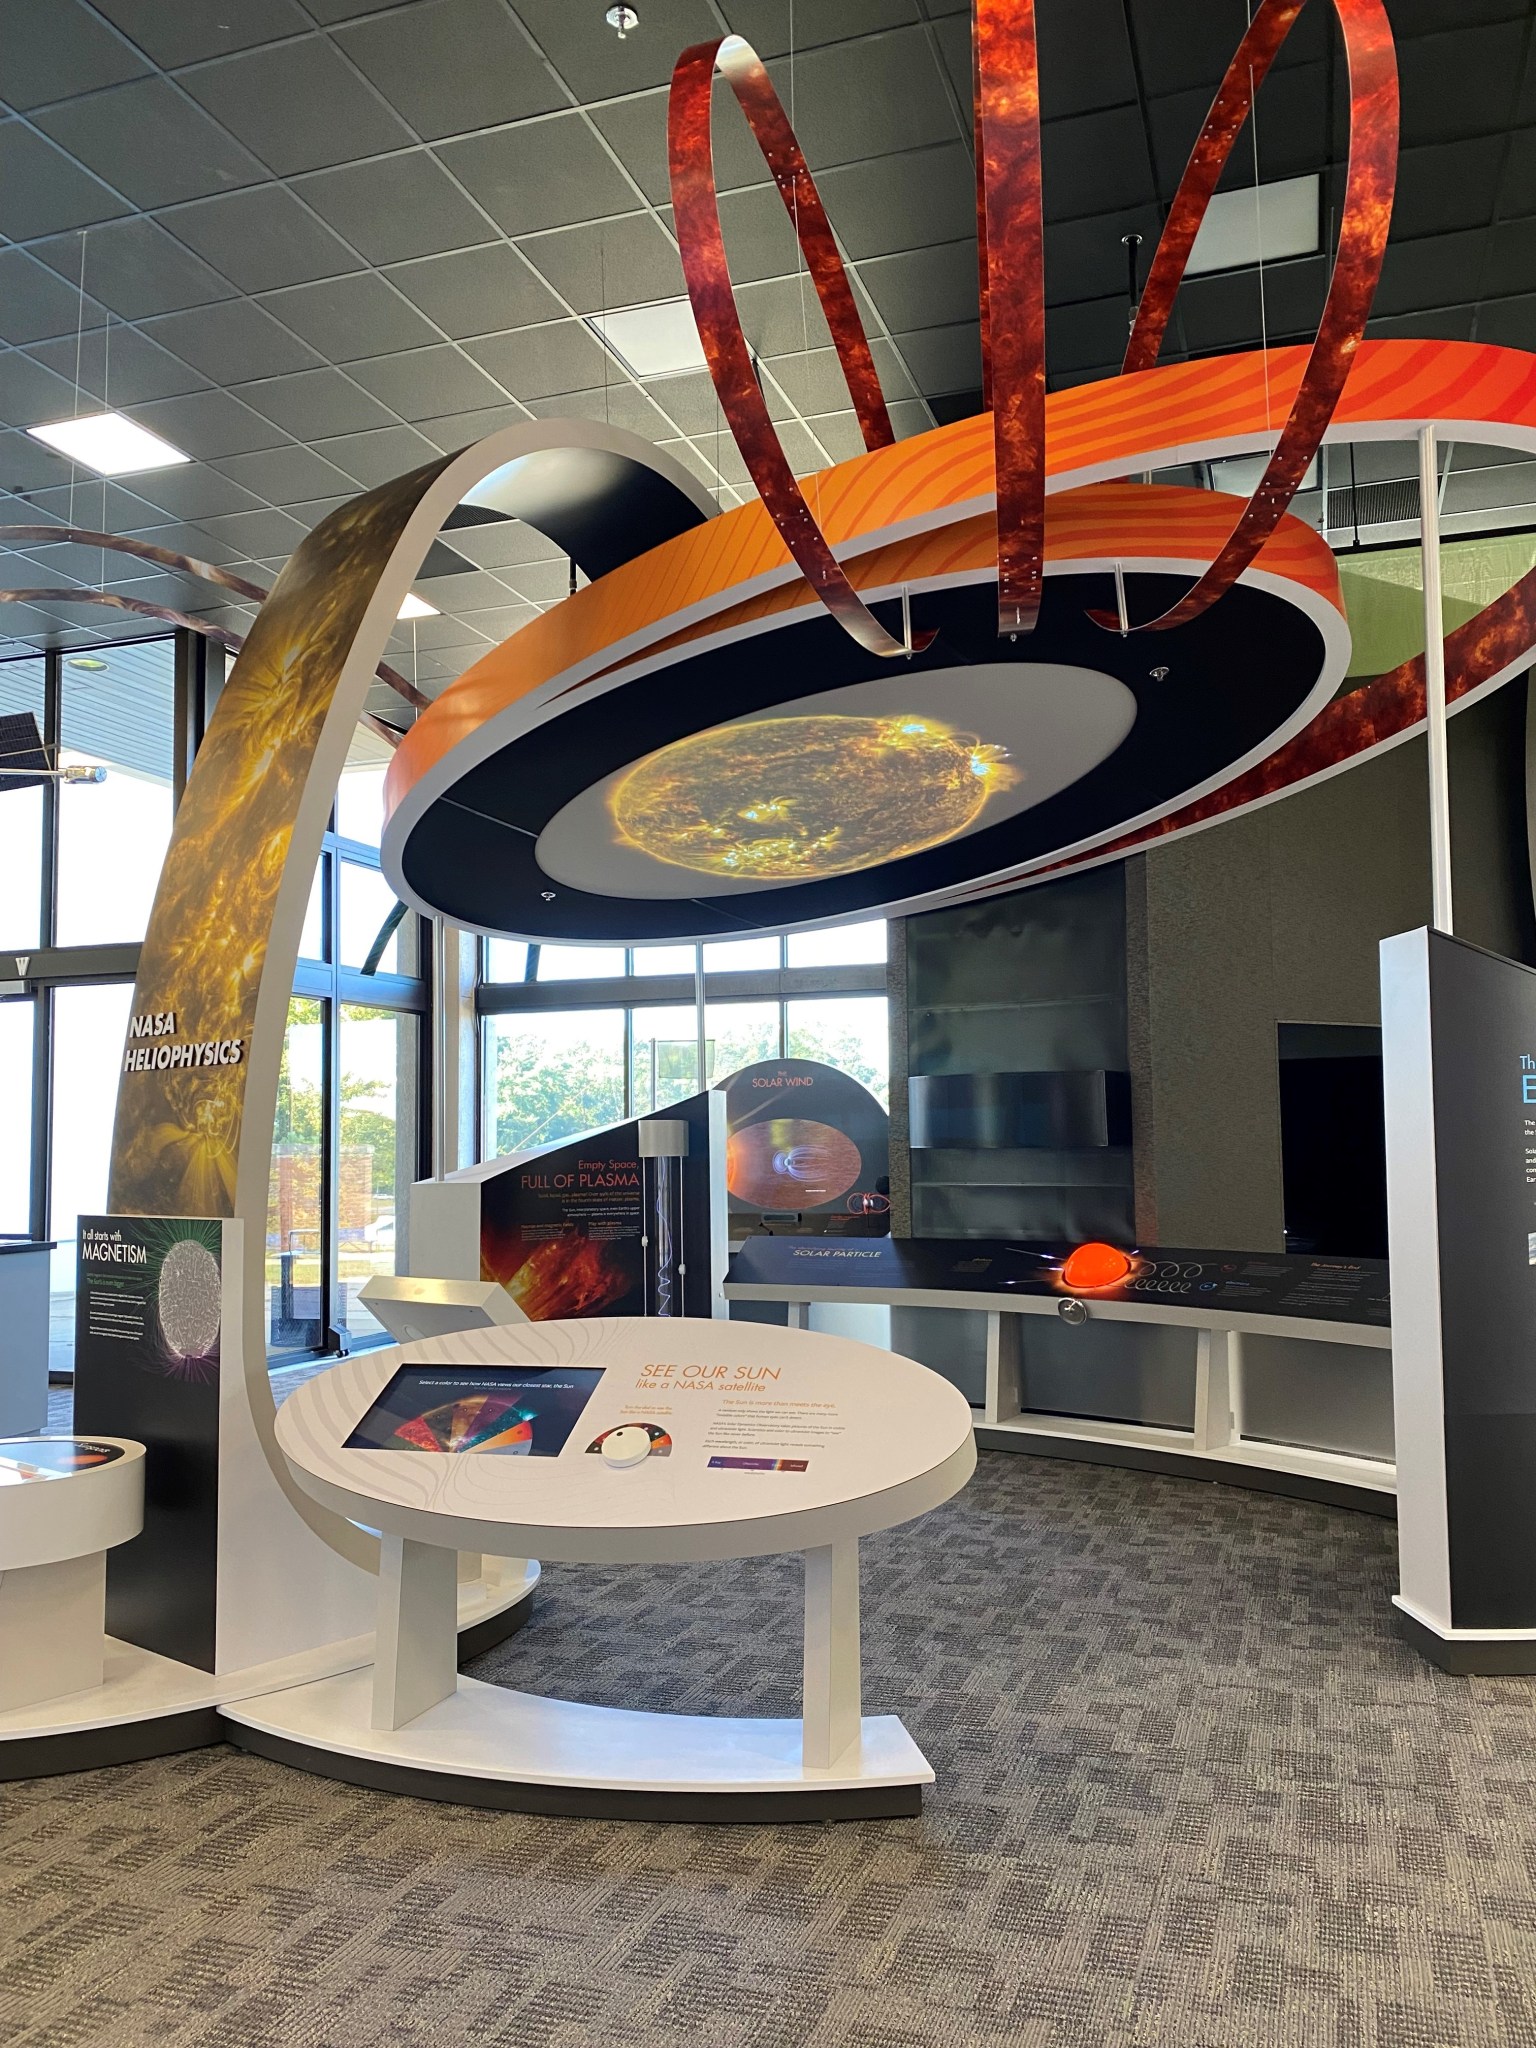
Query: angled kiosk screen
345,1365,605,1457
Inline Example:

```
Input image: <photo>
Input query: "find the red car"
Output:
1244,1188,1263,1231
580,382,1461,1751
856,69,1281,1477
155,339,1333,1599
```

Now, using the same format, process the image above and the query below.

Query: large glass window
787,995,889,1107
534,944,627,980
0,658,46,953
267,996,326,1363
0,997,35,1235
48,980,135,1373
632,1003,701,1114
56,640,175,947
787,920,887,967
337,1004,417,1347
486,1009,626,1155
705,1000,781,1084
340,859,411,973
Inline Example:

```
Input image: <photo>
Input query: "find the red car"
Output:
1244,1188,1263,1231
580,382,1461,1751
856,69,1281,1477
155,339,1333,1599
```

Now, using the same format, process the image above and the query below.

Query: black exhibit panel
1422,936,1536,1633
397,572,1328,942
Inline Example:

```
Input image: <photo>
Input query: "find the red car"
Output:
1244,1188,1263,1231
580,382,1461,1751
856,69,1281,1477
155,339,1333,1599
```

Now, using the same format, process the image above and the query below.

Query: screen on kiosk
345,1365,604,1457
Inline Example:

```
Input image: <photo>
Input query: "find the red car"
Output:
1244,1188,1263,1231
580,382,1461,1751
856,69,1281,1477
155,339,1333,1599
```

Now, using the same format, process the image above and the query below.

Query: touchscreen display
344,1364,604,1458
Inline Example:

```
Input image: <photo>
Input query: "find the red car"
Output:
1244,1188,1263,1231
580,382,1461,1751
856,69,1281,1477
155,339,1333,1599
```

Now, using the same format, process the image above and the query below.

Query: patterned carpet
5,1451,1536,2048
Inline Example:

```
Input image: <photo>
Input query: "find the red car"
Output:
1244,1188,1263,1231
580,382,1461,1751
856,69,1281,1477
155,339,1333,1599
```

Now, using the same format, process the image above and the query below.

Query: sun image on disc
608,713,1018,883
726,1117,864,1210
392,1396,535,1454
157,1236,221,1360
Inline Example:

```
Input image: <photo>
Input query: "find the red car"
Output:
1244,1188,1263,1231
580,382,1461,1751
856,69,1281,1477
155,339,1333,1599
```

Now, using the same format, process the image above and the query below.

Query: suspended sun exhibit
608,715,1020,883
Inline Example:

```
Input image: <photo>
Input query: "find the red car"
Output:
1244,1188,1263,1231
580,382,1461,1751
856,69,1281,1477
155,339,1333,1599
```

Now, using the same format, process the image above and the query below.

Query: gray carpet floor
4,1451,1536,2048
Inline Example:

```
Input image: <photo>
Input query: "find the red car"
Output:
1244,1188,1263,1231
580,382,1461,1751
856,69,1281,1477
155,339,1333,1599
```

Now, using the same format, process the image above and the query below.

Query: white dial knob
600,1425,653,1469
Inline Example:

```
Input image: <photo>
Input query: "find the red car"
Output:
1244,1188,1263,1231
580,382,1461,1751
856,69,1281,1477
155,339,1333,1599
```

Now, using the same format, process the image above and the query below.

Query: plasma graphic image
726,1117,864,1210
609,714,1018,883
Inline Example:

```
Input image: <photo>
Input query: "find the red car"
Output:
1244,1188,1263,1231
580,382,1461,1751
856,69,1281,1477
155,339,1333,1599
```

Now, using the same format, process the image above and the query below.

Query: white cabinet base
223,1666,932,1820
0,1552,107,1712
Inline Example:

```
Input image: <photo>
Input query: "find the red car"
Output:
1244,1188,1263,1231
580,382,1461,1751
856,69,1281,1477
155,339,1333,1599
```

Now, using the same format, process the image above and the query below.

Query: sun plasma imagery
608,714,1020,883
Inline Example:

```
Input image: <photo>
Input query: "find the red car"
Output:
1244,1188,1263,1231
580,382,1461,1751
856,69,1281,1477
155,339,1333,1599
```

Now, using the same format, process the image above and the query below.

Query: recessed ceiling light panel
397,593,438,619
28,411,190,477
587,299,708,381
1186,172,1320,277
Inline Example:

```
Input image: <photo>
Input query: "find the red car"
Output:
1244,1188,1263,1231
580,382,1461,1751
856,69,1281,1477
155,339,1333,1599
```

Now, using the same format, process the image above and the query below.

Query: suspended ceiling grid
0,0,1528,719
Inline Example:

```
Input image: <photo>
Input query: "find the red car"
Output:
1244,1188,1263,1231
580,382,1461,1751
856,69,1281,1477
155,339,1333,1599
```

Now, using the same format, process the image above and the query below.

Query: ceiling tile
1127,0,1327,99
885,320,981,397
260,274,442,361
195,506,309,556
109,520,245,566
441,114,638,237
448,601,538,639
180,38,414,176
1148,65,1328,196
1498,130,1536,218
731,275,836,359
0,0,149,110
1034,0,1138,117
234,367,399,439
1043,295,1130,376
140,300,323,383
415,403,518,447
385,244,565,337
1043,107,1156,222
0,349,93,429
90,0,310,67
123,388,290,460
296,153,495,265
1373,231,1489,320
1486,218,1536,301
887,397,932,438
1468,295,1536,351
300,0,405,20
1045,204,1161,309
816,144,976,262
777,31,960,173
160,185,364,295
437,520,564,569
518,215,685,314
464,319,609,401
589,88,767,207
111,466,264,521
1366,304,1478,344
27,325,210,407
35,77,266,209
1391,136,1505,241
413,567,518,611
1399,22,1528,148
854,240,979,336
0,430,75,494
721,1,917,55
755,341,915,419
210,444,357,502
336,0,565,140
312,424,444,487
509,0,720,99
34,216,235,322
1176,254,1329,355
522,381,680,440
347,345,510,420
0,251,105,347
801,409,866,463
0,124,131,240
499,556,572,604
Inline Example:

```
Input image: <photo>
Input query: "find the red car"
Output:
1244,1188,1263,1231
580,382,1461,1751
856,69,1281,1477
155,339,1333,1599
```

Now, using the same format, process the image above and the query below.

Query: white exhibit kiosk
223,1316,976,1819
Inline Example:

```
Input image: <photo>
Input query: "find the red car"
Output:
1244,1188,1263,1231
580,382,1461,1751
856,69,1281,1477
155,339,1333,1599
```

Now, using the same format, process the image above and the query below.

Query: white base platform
0,1566,538,1770
222,1664,931,1820
1393,1594,1536,1674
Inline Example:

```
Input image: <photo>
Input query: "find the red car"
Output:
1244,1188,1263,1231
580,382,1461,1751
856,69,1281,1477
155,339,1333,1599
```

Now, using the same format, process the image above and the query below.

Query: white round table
232,1317,976,1819
0,1437,144,1713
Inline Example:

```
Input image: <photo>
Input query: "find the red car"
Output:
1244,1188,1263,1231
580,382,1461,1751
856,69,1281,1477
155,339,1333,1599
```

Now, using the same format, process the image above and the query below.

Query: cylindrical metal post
1419,423,1454,932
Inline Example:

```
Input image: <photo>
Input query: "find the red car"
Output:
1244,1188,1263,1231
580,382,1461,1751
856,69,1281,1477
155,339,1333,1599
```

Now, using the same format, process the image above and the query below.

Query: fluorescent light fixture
587,298,708,380
397,593,438,619
1186,172,1320,277
28,411,190,477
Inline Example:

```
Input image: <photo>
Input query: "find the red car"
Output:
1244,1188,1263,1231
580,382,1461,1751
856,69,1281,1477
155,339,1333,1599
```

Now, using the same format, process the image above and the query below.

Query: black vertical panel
1426,932,1536,1628
73,1216,222,1671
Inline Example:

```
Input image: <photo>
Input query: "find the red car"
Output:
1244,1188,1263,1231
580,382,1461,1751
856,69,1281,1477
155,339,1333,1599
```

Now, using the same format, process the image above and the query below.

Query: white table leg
802,1537,861,1769
372,1534,458,1732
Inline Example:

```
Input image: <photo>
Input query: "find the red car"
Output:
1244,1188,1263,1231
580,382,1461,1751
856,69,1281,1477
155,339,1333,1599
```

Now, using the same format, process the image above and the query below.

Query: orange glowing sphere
1060,1241,1133,1291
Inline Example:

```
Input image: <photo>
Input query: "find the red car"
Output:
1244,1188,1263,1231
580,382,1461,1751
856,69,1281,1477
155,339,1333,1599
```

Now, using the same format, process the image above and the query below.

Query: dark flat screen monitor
344,1364,604,1458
